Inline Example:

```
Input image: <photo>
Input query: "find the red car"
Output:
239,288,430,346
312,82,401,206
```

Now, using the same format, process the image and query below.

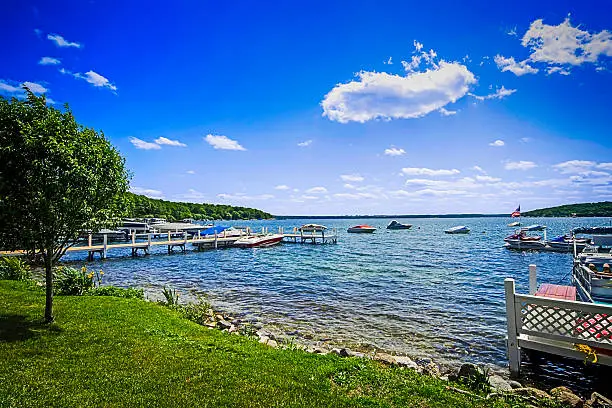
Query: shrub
179,296,213,325
161,286,180,306
54,266,101,295
89,286,144,300
0,257,31,281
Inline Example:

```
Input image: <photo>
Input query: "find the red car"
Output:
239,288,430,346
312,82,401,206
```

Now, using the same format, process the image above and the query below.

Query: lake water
63,216,612,394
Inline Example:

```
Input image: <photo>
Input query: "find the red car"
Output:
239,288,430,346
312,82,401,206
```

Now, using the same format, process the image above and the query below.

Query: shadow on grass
0,314,62,342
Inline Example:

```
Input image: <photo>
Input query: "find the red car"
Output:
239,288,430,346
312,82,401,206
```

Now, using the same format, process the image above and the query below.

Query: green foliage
88,286,145,299
0,90,131,320
0,280,530,408
523,201,612,217
54,266,100,295
178,296,213,325
127,193,273,221
457,367,491,394
0,256,31,281
161,286,180,306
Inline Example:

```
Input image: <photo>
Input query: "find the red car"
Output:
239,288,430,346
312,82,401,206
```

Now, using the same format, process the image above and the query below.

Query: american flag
511,205,521,218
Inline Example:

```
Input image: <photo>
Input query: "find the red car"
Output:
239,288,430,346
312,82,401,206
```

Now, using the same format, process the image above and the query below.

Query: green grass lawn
0,281,528,408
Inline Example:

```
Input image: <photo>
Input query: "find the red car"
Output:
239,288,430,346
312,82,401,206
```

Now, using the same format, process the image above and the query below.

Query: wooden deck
505,264,612,377
1,226,338,260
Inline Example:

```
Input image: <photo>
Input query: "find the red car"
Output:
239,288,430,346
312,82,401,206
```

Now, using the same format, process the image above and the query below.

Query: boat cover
198,226,228,235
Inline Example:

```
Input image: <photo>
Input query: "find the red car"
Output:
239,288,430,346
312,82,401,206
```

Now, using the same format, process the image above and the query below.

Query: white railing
505,277,612,376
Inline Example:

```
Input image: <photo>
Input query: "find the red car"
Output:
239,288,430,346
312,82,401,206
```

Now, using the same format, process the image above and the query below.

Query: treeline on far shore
128,193,273,221
523,201,612,217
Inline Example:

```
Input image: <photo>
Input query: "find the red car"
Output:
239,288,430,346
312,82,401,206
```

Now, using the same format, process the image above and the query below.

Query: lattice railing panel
520,301,612,345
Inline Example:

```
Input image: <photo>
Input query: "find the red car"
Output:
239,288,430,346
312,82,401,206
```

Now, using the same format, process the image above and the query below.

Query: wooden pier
505,265,612,377
1,226,338,261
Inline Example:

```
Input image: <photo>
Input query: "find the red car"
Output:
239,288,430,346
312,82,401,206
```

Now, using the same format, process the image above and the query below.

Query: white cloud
494,55,539,76
340,174,364,182
47,34,82,48
552,160,596,174
0,80,48,97
489,139,505,147
522,17,612,67
322,50,476,123
297,139,312,147
275,185,290,190
186,170,196,174
39,57,61,65
305,186,328,194
130,187,164,198
471,86,517,101
129,137,161,150
218,193,274,201
154,137,186,147
204,134,246,151
401,167,460,176
505,161,537,170
520,137,531,143
598,163,612,170
475,175,502,182
439,107,457,116
496,17,612,77
333,192,378,200
61,69,117,91
384,57,393,65
384,147,406,156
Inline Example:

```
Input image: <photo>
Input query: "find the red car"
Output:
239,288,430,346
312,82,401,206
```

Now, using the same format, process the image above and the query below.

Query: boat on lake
444,226,470,234
299,224,327,232
573,234,612,303
508,221,521,227
546,234,590,252
347,225,376,233
504,227,545,250
234,234,284,248
386,220,412,230
521,224,547,231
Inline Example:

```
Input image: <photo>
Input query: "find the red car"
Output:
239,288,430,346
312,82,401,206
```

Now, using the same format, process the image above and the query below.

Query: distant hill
128,193,273,221
522,202,612,217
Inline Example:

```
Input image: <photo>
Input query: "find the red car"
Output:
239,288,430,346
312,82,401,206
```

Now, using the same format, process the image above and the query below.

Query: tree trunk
44,251,54,323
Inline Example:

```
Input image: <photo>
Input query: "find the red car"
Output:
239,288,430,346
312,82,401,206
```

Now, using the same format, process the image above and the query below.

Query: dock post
504,278,521,377
147,233,152,254
132,231,136,244
529,264,537,295
88,233,92,247
214,232,218,249
102,234,108,259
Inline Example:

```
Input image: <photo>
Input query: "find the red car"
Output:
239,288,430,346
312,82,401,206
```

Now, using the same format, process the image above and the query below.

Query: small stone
205,321,217,328
488,375,513,392
439,375,449,381
421,362,440,377
215,314,224,321
393,356,419,369
217,320,231,330
303,333,314,340
312,347,328,354
331,348,350,357
258,335,270,344
231,319,241,325
457,363,480,379
346,350,366,359
267,339,278,348
550,386,583,408
228,325,237,333
206,309,214,317
374,352,396,365
508,380,522,389
511,387,551,401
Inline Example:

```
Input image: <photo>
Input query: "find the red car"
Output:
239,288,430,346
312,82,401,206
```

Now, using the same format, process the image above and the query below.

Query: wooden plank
535,284,576,301
518,335,612,367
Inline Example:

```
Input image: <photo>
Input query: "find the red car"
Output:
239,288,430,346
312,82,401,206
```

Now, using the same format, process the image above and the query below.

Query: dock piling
102,234,108,259
504,278,521,377
529,264,537,295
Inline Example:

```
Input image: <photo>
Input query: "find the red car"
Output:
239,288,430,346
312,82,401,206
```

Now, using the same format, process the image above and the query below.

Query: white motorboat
347,225,376,233
234,234,284,248
573,235,612,303
508,221,521,227
444,226,470,234
504,228,545,250
299,224,327,232
386,220,412,230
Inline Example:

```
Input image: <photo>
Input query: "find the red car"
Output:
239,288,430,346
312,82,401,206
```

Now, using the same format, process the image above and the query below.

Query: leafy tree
0,90,130,322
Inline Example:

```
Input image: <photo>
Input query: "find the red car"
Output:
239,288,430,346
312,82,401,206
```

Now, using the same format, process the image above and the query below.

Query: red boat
347,225,376,233
233,234,284,248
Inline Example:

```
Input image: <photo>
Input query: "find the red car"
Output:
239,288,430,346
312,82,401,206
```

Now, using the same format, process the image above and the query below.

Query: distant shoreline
275,214,509,219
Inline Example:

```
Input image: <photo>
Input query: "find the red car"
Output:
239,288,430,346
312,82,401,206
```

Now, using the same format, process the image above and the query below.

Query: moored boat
299,224,327,232
233,234,284,248
386,220,412,230
504,228,544,250
347,225,376,233
508,221,521,227
444,225,470,234
573,234,612,303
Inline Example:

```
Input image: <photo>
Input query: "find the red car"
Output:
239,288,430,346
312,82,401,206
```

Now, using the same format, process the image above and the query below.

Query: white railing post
132,231,136,244
88,233,92,247
102,234,108,259
214,231,218,249
504,278,521,377
168,232,172,242
529,264,537,295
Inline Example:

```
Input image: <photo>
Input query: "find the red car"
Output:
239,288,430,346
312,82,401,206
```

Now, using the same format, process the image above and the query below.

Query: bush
0,257,31,281
89,286,144,300
179,296,213,325
161,286,180,306
54,266,101,295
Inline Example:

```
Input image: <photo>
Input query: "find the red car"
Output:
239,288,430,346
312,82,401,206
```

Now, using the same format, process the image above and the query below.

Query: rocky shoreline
195,305,610,408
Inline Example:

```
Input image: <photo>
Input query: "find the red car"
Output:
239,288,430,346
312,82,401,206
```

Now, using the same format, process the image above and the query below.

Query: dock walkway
505,265,612,377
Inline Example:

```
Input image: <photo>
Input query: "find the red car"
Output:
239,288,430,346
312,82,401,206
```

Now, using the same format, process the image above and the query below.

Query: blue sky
3,0,612,215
